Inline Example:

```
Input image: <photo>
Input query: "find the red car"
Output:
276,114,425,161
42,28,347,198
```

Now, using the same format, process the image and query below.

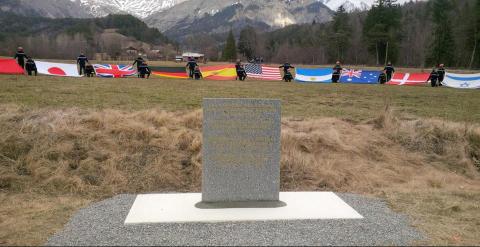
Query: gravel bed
46,193,424,246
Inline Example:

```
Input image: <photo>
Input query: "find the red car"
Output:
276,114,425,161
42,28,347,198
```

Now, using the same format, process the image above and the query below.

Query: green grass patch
1,75,479,122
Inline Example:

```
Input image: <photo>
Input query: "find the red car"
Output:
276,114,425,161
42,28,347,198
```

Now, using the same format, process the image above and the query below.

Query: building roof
182,52,204,57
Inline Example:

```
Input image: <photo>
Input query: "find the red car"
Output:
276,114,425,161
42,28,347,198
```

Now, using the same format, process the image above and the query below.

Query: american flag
244,64,282,80
93,64,136,78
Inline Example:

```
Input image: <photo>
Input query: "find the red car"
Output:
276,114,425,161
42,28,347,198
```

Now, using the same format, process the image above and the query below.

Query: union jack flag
341,69,362,78
93,64,136,78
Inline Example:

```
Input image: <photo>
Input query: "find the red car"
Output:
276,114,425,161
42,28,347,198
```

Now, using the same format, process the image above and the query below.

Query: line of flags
1,58,479,89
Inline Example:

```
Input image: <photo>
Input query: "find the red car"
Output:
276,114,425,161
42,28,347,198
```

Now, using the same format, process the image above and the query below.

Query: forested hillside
216,0,480,68
0,12,174,59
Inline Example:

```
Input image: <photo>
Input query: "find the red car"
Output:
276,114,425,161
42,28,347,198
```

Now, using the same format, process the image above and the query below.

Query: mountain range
0,0,424,40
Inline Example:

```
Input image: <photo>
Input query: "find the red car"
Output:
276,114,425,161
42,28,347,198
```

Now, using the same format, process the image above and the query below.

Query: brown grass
0,104,479,245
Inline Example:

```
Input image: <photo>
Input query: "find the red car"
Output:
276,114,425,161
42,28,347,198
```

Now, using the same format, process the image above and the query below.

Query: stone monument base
195,200,287,209
124,192,363,224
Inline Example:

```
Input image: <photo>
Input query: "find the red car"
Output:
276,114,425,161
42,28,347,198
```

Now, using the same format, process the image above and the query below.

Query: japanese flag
36,61,81,77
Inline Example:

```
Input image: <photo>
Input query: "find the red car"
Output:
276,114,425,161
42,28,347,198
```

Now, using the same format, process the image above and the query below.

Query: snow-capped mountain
73,0,187,18
146,0,333,40
319,0,423,12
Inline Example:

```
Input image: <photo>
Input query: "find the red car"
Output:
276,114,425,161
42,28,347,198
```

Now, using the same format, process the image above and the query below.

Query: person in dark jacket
235,59,244,80
279,62,295,75
283,68,294,82
437,64,446,86
193,66,203,80
138,62,151,79
426,68,439,87
77,53,89,75
132,56,144,77
14,47,27,69
25,57,37,76
237,64,247,81
85,63,95,77
384,62,395,82
332,61,342,83
186,57,198,79
378,70,387,84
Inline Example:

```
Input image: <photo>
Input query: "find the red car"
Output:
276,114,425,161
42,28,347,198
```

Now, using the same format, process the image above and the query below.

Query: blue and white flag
295,68,332,83
443,73,480,89
340,69,380,84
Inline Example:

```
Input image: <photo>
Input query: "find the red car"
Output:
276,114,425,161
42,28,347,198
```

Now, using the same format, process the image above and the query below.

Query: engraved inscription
202,98,281,202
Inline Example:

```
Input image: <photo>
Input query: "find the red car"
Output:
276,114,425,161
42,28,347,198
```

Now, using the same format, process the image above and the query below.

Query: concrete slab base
125,192,363,224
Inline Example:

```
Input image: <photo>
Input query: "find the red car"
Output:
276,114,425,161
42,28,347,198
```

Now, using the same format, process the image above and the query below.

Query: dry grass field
0,74,479,246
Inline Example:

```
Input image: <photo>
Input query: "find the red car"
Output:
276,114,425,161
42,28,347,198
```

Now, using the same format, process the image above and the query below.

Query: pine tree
363,0,402,65
466,0,480,68
327,5,351,62
238,26,257,60
223,30,237,61
426,0,455,67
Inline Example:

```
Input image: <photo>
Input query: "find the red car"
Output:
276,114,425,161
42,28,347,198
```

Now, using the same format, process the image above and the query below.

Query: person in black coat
77,53,89,75
14,47,27,69
378,70,387,84
279,62,295,75
138,62,151,79
332,61,342,83
193,66,203,80
186,57,198,79
237,64,247,81
384,62,395,82
25,57,37,76
283,68,294,82
426,68,440,87
235,59,244,80
132,56,144,77
437,64,446,86
85,63,95,77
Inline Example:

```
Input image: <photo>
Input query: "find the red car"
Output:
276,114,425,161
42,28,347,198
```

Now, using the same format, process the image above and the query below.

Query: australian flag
340,69,380,84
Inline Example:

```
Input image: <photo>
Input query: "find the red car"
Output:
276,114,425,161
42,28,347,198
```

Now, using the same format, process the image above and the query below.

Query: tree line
220,0,480,69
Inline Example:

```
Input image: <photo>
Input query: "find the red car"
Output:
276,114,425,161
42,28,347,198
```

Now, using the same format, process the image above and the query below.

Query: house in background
182,52,205,62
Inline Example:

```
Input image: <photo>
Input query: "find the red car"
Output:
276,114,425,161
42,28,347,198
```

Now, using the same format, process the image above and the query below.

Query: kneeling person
378,70,387,84
85,63,95,77
25,57,37,76
138,62,151,79
193,66,203,80
427,68,439,87
237,65,247,81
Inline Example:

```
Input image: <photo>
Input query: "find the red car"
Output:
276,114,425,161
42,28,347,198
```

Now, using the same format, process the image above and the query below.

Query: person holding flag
77,52,89,75
384,62,395,82
132,56,144,77
186,57,198,79
85,63,95,77
14,47,28,69
138,61,151,79
193,65,203,80
332,61,342,83
283,68,294,82
437,64,446,86
378,70,387,84
237,64,247,81
426,68,440,87
279,62,295,77
235,59,245,80
25,57,37,76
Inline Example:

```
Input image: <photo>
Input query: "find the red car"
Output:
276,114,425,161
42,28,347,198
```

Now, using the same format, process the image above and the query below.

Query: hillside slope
0,13,173,59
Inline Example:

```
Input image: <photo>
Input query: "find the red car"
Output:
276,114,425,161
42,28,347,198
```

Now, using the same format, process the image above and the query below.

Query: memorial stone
199,98,283,208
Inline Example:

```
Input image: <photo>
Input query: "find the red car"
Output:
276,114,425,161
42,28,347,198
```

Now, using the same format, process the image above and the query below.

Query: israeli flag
295,68,332,83
443,73,480,89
